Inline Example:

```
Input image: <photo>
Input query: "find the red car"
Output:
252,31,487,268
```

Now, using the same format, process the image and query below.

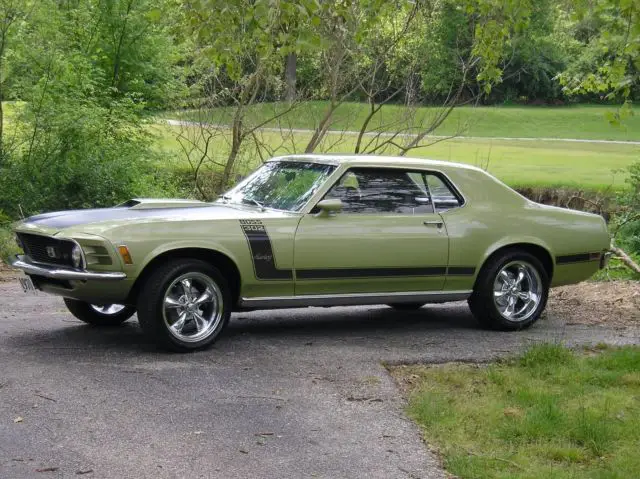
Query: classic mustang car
9,155,610,351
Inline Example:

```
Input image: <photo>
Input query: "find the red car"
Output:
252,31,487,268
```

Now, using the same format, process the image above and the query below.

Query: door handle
423,221,444,229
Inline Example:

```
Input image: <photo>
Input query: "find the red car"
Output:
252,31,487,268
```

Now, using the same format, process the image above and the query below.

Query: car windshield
219,161,336,212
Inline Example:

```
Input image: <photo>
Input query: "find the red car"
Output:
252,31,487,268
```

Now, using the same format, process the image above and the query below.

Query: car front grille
17,233,75,268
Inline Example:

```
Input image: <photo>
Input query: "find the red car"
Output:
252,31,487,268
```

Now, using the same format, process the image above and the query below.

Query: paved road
1,282,639,479
164,119,640,145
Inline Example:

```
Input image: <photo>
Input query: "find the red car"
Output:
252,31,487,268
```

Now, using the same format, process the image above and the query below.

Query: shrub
0,99,181,218
0,225,19,262
613,161,640,255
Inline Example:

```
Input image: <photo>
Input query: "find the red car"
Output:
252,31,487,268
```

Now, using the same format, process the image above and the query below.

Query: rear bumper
9,255,126,281
600,252,612,269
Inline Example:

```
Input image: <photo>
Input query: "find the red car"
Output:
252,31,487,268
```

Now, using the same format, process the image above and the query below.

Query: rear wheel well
127,248,241,306
477,243,553,286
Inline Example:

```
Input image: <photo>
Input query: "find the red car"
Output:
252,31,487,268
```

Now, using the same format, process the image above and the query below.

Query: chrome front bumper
9,255,126,281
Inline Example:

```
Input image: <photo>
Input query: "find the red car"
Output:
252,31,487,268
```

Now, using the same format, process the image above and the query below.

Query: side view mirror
315,199,343,217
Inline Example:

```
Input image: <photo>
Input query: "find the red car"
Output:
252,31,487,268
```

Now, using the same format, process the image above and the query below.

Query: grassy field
167,102,640,141
152,122,639,189
391,344,640,479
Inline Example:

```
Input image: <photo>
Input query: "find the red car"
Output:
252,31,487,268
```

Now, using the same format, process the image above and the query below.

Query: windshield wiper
242,198,265,211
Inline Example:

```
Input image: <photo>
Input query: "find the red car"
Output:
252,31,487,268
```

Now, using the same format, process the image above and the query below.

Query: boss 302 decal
239,220,293,280
240,220,476,281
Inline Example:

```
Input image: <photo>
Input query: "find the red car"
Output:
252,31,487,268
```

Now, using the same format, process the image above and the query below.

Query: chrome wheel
91,304,126,315
162,272,224,343
493,261,542,322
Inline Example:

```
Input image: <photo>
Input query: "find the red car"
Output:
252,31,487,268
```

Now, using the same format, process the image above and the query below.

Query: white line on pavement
162,119,640,146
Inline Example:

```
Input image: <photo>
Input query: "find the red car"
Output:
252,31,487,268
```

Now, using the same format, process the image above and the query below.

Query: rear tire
136,259,231,352
469,250,549,331
387,303,425,310
64,299,135,326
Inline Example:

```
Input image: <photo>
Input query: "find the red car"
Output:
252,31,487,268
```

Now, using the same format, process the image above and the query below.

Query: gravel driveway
1,281,638,479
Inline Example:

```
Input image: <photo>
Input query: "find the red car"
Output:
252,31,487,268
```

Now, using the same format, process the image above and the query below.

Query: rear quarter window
426,174,462,213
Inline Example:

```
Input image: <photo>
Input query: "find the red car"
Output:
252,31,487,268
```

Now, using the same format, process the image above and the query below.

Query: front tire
64,299,135,326
136,259,231,352
469,250,549,331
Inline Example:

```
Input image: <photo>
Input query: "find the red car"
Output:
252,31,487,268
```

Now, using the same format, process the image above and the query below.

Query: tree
301,0,538,155
0,0,180,217
559,0,640,108
0,0,33,163
180,0,322,192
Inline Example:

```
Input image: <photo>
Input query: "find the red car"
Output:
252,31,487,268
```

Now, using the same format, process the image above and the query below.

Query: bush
0,99,181,218
613,161,640,255
0,225,19,263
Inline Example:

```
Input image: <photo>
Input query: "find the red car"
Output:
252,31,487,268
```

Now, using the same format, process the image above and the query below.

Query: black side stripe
447,266,476,276
296,266,448,280
240,220,293,280
295,266,477,280
556,252,601,265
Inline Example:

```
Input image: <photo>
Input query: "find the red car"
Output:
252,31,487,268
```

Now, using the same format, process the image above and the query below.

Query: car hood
14,198,293,237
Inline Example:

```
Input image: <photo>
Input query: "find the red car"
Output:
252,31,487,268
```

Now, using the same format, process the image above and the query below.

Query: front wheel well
127,248,241,306
476,243,553,286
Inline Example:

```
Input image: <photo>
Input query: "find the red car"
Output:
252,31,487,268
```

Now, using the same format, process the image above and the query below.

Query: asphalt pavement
1,281,638,479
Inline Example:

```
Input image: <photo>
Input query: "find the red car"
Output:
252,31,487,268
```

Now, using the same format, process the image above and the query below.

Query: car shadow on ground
5,304,481,356
226,304,479,338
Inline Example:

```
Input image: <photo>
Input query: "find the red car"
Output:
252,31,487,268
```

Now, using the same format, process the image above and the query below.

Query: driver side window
323,168,434,214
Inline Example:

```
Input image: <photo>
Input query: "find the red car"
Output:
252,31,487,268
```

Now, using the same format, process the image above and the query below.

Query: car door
293,167,450,296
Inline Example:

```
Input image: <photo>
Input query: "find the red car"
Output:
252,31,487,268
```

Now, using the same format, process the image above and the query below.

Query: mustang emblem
46,246,59,259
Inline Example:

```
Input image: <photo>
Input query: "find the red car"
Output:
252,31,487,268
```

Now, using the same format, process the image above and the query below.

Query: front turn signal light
118,245,133,265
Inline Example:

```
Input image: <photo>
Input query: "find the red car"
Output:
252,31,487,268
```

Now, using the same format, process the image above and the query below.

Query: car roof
269,154,484,173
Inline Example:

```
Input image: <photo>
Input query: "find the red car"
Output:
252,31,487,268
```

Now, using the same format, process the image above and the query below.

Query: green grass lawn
152,123,639,190
166,102,640,141
391,344,640,479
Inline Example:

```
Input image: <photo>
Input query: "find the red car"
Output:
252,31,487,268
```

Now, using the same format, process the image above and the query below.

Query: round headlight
71,244,83,269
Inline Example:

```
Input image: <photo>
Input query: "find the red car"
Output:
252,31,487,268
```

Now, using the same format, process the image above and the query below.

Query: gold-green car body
10,155,609,310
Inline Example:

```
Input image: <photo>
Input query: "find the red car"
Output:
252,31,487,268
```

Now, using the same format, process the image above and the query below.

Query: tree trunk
284,53,297,102
0,29,6,163
221,117,242,191
610,245,640,274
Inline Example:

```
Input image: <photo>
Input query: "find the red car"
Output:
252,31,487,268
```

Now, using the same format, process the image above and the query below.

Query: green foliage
558,0,640,102
611,160,640,255
518,343,576,369
0,0,181,218
416,1,473,98
0,116,172,216
0,225,19,262
399,345,640,479
184,0,323,82
0,210,18,261
0,0,636,220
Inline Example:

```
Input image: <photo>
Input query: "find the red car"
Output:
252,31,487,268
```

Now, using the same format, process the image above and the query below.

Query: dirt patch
548,281,640,328
0,262,17,282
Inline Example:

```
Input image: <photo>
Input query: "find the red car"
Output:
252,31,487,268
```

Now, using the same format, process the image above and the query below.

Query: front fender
138,240,241,275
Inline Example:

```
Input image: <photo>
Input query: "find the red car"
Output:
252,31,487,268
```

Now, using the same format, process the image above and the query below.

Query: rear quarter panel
440,167,609,290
